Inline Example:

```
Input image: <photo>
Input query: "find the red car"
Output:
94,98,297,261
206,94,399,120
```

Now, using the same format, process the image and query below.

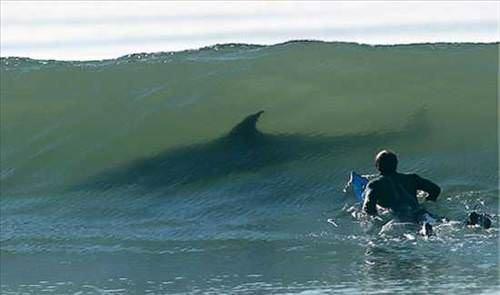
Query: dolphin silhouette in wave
76,109,429,191
228,110,265,139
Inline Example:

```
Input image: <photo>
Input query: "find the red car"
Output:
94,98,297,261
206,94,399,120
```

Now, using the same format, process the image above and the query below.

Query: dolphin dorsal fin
228,110,264,138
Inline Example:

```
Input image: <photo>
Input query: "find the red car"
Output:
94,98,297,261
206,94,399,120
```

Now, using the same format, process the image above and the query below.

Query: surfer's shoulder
366,176,384,189
404,172,422,181
393,172,419,180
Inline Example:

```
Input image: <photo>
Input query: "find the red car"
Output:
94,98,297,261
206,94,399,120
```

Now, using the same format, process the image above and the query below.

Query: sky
1,1,498,60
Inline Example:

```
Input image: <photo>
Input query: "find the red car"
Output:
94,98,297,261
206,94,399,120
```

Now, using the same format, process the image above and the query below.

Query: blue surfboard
350,171,369,203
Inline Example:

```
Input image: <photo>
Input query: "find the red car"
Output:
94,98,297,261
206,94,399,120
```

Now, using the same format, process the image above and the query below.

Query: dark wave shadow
75,109,430,191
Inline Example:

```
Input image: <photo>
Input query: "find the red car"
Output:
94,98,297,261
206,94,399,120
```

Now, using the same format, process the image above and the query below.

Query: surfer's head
375,150,398,174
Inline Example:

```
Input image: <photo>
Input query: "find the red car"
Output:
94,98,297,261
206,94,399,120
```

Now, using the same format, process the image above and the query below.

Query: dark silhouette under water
78,109,430,191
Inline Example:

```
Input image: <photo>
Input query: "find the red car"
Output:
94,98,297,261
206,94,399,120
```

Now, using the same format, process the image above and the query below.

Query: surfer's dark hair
375,150,398,174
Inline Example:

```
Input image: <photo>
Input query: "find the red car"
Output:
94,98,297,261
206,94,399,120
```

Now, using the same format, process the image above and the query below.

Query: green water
0,41,498,294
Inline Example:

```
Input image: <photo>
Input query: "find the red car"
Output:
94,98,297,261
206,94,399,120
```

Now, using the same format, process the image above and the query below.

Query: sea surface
0,41,498,294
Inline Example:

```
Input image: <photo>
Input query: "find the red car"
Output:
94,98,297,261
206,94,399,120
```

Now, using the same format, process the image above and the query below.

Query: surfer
360,150,493,234
362,150,440,231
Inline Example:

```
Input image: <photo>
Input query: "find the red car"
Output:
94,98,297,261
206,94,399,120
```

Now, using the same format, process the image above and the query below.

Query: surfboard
349,171,369,203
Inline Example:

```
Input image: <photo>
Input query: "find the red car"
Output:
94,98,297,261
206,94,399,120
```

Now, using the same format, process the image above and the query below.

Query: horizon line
1,39,499,63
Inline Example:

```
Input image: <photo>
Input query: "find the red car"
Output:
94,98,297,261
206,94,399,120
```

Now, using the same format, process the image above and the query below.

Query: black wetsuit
363,172,441,222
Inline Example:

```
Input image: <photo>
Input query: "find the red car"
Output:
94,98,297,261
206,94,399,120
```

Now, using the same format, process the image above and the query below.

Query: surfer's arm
362,183,378,216
414,174,441,201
